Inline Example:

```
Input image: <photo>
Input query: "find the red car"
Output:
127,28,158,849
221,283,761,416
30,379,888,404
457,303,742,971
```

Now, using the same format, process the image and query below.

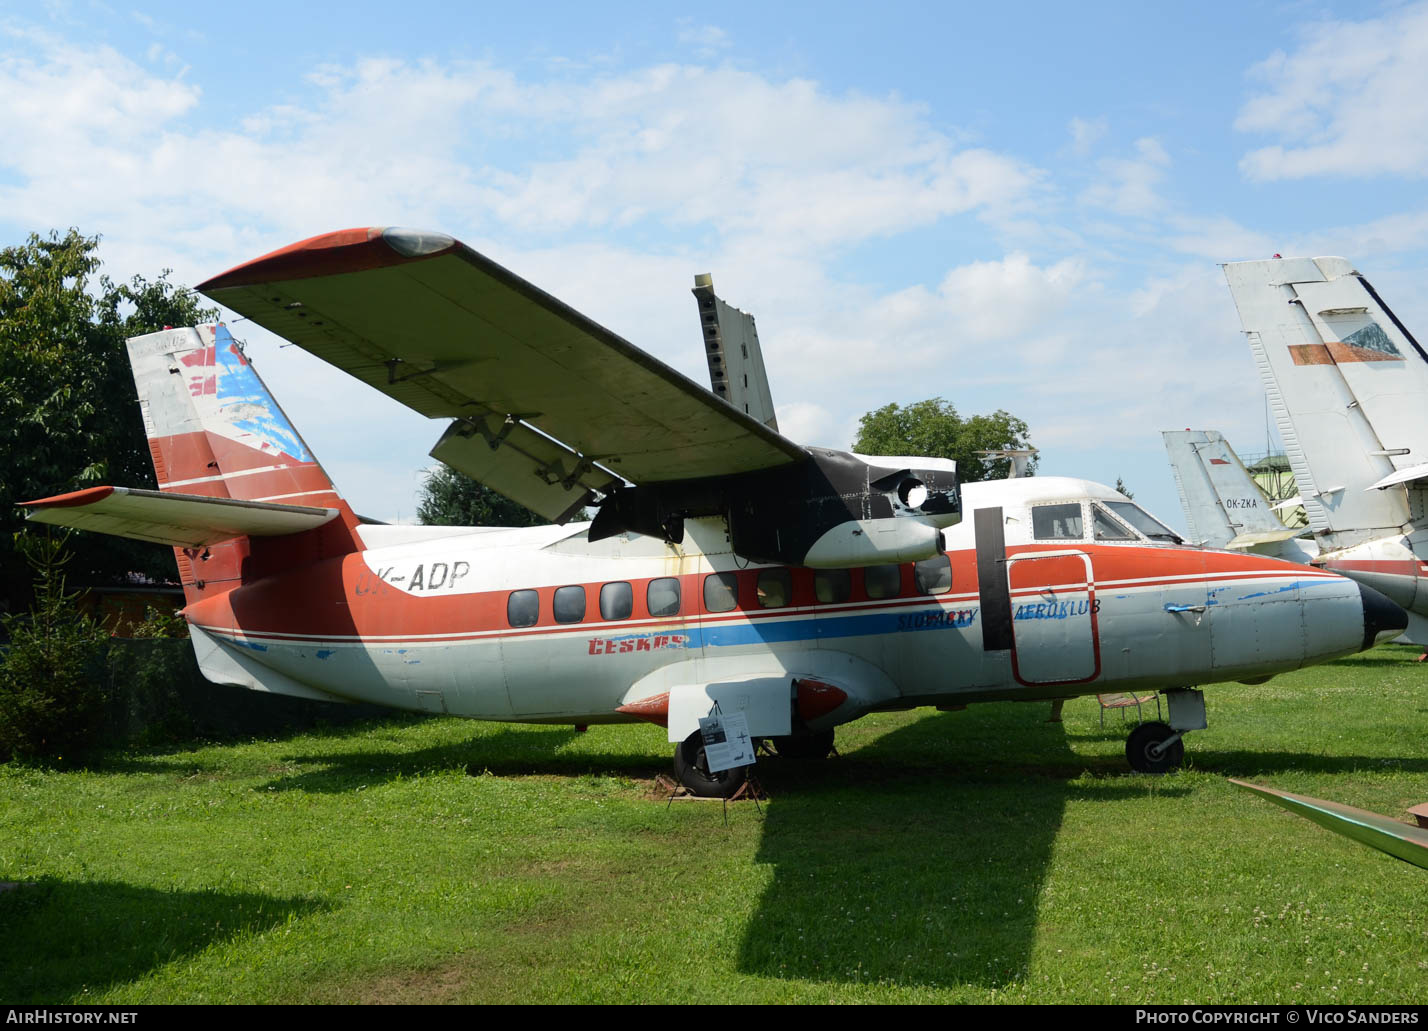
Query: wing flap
429,418,622,522
199,228,806,487
20,486,339,547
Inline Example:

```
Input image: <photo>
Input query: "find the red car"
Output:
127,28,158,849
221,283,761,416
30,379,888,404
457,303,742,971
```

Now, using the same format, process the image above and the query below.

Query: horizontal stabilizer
1365,462,1428,492
1225,528,1305,550
20,486,339,547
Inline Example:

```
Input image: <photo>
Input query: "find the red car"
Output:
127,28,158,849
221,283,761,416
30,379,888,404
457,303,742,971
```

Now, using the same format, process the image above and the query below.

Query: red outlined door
1005,549,1100,686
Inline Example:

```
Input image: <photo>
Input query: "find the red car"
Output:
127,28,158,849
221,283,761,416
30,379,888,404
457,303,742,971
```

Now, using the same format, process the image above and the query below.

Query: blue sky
6,0,1428,528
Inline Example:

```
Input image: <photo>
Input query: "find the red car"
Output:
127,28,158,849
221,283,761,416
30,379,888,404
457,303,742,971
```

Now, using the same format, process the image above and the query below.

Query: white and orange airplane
18,228,1408,794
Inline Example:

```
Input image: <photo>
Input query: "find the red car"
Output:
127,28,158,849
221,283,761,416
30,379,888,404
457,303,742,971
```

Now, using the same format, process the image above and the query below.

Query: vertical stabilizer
127,324,360,601
1162,430,1302,551
1223,258,1428,548
692,274,779,431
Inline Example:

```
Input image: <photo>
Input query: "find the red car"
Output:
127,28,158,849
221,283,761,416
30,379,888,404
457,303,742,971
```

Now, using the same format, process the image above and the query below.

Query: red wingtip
198,227,456,293
18,486,117,509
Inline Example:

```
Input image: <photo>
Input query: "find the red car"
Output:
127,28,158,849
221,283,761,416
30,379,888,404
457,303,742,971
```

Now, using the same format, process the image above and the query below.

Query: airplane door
1005,550,1100,685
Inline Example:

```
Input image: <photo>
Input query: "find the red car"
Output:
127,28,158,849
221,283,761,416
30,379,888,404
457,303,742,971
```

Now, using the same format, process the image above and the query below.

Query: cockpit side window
1032,503,1084,540
1092,505,1136,541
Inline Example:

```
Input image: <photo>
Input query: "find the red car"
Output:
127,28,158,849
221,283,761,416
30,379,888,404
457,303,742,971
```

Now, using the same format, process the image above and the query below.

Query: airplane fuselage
183,503,1378,731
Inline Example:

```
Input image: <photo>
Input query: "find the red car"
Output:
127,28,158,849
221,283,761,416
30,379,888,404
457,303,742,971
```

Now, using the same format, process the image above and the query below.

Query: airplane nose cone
1358,581,1408,650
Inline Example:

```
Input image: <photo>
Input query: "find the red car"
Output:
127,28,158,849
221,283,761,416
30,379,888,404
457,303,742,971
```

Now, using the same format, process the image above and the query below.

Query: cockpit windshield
1105,501,1183,544
1092,505,1135,540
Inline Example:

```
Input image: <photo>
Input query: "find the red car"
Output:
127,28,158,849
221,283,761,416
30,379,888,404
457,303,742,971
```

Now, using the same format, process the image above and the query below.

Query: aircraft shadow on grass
255,726,670,794
736,706,1186,990
0,878,326,1003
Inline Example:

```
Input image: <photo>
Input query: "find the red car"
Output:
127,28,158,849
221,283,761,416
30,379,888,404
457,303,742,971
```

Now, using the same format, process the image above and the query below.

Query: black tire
1126,721,1184,774
673,730,749,798
769,729,835,760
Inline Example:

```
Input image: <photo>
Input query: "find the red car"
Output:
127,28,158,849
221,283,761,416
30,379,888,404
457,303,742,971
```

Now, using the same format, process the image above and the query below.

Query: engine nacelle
803,517,944,568
590,447,960,567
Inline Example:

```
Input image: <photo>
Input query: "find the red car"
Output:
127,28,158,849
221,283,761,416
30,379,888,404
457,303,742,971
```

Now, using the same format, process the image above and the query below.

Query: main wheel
673,730,749,798
769,728,835,760
1126,721,1184,774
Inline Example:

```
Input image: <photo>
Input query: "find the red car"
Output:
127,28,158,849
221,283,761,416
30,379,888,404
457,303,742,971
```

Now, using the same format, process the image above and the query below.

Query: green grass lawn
2,645,1425,1004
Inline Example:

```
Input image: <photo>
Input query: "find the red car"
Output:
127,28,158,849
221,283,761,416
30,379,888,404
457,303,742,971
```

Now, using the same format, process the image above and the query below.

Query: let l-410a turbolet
20,228,1407,794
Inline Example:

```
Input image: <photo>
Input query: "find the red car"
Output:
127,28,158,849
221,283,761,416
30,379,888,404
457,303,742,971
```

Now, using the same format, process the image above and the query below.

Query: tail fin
1223,257,1428,548
1162,429,1302,551
129,324,344,506
127,324,361,601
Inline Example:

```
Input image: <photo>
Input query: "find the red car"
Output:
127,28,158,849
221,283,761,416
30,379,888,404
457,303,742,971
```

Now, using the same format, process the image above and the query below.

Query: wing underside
198,228,806,519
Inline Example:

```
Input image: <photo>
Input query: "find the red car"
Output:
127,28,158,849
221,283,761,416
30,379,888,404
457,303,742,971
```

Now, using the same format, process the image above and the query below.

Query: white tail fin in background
1162,430,1313,561
1223,258,1428,549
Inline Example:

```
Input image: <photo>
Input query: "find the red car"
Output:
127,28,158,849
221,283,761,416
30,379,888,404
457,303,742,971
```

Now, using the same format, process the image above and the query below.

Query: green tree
417,466,549,527
0,533,109,763
0,229,216,615
1114,477,1134,499
852,398,1036,482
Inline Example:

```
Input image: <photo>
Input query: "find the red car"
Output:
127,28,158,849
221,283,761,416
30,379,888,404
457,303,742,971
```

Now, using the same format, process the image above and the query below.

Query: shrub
0,534,109,763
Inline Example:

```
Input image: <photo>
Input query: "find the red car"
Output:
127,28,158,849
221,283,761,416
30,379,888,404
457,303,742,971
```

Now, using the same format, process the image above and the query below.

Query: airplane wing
198,227,807,521
1231,778,1428,870
19,486,339,547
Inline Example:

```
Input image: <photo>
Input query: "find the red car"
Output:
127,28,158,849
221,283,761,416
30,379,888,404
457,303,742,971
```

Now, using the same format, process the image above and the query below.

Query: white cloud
1237,2,1428,180
675,21,731,57
16,20,1414,531
1078,137,1170,217
1067,115,1107,155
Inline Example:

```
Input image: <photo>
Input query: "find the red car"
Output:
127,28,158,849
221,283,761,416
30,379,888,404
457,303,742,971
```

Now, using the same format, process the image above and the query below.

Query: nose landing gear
1124,689,1205,774
1126,721,1185,773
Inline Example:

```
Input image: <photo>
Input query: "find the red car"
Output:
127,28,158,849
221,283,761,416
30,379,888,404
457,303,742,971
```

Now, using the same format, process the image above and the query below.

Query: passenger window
507,589,539,628
915,555,952,595
1093,505,1135,541
814,569,851,604
704,572,740,613
864,564,901,600
647,577,681,618
756,568,791,608
600,581,633,621
553,585,586,624
1032,503,1084,540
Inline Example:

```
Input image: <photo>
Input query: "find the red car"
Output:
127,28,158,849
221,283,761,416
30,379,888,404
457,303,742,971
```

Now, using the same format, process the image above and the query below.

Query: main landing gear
673,730,749,798
1124,689,1205,774
671,728,838,797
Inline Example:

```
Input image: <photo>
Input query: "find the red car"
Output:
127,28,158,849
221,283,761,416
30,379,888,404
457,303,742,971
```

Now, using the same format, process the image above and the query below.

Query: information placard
698,710,756,772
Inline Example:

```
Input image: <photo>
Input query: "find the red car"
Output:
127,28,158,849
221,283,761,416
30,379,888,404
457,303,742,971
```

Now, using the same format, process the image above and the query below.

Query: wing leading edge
199,227,806,520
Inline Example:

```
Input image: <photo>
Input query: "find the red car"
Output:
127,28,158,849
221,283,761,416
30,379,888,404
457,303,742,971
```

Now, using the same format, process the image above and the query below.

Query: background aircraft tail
1223,257,1428,549
1162,430,1298,550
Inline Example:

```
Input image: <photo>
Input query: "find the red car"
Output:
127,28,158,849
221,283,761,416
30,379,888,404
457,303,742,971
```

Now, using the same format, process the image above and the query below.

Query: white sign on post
698,709,756,773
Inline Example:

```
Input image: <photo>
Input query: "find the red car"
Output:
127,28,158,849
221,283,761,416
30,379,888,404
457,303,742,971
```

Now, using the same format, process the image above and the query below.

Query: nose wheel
1126,720,1185,774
